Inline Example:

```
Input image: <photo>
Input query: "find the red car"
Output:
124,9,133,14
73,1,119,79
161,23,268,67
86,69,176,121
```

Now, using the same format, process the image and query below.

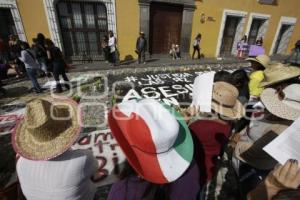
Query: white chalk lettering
158,86,178,98
172,85,189,94
141,87,161,99
162,97,180,106
123,89,142,102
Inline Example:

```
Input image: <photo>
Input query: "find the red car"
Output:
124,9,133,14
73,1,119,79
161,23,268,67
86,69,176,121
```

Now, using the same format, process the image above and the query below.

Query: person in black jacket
33,33,50,76
45,39,70,93
136,32,147,64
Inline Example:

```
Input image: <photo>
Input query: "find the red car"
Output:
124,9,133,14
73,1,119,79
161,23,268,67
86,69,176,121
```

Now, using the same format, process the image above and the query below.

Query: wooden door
248,19,265,45
220,16,241,56
150,3,183,54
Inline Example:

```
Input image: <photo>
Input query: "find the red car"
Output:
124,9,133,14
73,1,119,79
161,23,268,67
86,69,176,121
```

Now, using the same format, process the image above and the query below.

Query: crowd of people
11,52,300,200
0,33,70,94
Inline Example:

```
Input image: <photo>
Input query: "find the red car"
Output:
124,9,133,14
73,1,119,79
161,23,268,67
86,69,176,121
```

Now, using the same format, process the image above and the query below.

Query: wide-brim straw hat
211,82,245,119
260,84,300,121
246,55,271,69
12,98,81,161
260,64,300,87
108,99,193,184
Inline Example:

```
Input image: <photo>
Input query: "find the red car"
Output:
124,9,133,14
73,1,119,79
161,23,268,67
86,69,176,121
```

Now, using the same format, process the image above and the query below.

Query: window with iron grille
56,1,108,60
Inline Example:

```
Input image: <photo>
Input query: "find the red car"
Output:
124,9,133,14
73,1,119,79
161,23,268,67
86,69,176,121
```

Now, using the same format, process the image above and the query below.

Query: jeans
53,61,70,92
26,68,42,92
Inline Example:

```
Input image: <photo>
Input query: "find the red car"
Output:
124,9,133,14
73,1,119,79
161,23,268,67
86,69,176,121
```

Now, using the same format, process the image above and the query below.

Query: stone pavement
69,54,287,72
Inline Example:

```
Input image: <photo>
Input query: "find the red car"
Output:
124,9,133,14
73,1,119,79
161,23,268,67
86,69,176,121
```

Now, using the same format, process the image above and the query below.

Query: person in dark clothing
214,70,231,83
231,69,251,134
231,69,250,105
45,39,70,93
101,35,109,63
36,33,46,47
8,35,25,77
192,34,201,59
136,32,147,64
33,37,49,76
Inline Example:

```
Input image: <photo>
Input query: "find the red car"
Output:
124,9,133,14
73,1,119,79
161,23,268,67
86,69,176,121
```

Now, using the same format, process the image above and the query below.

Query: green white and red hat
108,99,194,184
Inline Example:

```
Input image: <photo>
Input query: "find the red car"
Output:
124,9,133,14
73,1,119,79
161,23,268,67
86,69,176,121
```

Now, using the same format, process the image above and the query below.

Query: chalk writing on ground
73,129,126,187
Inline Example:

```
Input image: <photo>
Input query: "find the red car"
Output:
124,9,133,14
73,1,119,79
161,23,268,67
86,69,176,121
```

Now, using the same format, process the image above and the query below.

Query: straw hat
260,64,300,87
246,55,271,69
108,99,193,184
211,82,245,119
260,84,300,121
12,98,81,161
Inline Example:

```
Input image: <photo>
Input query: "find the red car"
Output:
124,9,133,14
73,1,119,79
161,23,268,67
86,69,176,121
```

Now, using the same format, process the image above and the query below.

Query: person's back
49,46,64,62
189,119,231,186
17,149,98,200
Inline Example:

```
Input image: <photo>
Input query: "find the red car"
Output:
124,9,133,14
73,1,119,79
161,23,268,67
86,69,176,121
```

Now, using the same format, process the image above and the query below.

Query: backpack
201,145,240,200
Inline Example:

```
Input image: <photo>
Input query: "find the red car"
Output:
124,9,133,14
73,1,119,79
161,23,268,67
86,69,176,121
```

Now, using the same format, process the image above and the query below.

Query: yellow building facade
0,0,299,61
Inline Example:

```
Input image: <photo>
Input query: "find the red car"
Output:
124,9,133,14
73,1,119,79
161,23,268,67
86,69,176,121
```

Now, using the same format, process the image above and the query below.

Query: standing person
136,31,147,64
108,31,117,66
192,34,201,59
19,42,42,93
101,35,109,63
169,44,178,60
45,39,70,93
33,35,49,76
237,35,248,59
13,98,99,200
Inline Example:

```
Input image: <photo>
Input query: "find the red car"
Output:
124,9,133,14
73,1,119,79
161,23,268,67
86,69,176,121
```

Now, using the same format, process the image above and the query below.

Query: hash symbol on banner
124,76,138,83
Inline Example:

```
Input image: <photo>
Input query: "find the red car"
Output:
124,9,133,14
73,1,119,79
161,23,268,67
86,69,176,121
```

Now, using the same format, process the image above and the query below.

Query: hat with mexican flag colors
108,99,194,184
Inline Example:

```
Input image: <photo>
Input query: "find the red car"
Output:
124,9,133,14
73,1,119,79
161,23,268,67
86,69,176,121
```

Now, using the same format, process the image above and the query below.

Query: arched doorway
56,1,108,60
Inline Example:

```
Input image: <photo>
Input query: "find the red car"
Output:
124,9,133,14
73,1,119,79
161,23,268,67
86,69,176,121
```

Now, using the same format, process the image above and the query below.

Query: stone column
180,4,195,58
